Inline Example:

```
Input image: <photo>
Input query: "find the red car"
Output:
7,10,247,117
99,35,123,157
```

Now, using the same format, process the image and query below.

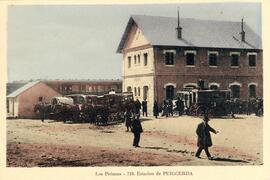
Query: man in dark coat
134,99,141,115
131,115,143,147
153,100,159,118
124,108,132,132
162,100,169,117
175,97,184,116
142,99,148,117
168,99,173,116
195,115,219,160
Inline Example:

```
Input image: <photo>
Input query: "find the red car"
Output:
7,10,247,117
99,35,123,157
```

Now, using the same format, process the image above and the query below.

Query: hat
203,114,209,121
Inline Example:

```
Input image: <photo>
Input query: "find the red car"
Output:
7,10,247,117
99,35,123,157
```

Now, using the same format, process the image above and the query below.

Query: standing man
195,114,219,160
168,99,173,116
175,97,184,116
131,115,143,147
153,100,159,118
142,99,148,117
39,103,45,122
162,100,168,117
134,99,141,116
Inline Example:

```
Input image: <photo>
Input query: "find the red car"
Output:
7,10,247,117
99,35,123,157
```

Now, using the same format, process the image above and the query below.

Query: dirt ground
6,115,263,167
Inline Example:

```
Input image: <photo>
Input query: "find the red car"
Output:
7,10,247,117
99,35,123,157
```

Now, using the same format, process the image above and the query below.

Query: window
248,54,256,67
127,86,132,92
134,87,137,96
143,86,149,100
249,85,256,98
231,54,239,67
138,87,140,96
186,53,195,66
81,85,86,92
128,56,131,68
165,52,174,65
62,85,72,92
134,55,137,64
144,53,148,66
209,53,218,66
230,85,240,98
165,85,175,100
138,55,140,64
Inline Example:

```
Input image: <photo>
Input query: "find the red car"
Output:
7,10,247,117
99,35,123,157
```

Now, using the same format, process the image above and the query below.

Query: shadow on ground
211,157,249,163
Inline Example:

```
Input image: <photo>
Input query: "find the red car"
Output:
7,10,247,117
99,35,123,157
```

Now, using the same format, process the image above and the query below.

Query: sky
7,3,261,82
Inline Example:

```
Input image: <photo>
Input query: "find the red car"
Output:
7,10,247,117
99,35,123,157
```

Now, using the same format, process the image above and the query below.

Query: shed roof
117,15,261,53
7,81,40,98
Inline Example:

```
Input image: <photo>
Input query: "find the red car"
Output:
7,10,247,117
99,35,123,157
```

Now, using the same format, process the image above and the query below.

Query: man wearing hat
131,114,143,147
195,114,219,160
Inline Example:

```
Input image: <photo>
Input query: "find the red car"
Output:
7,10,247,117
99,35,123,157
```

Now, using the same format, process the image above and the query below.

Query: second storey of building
153,46,262,77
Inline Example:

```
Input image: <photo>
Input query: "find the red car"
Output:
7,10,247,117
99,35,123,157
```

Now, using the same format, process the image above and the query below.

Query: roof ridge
131,14,240,23
7,81,40,98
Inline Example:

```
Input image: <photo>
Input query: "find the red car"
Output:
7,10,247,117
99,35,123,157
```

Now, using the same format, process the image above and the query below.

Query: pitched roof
7,81,40,98
117,15,262,53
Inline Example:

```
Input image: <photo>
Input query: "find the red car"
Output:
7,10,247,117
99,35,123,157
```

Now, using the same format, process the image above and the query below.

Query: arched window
134,87,137,96
143,86,149,100
249,84,256,98
166,85,175,100
127,86,132,92
183,83,197,89
230,85,240,98
138,87,140,96
210,85,218,90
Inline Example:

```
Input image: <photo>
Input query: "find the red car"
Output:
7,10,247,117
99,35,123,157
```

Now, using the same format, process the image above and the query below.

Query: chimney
240,17,245,42
176,8,182,39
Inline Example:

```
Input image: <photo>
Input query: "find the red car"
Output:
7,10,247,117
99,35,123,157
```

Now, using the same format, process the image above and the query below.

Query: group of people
125,98,218,160
153,98,185,118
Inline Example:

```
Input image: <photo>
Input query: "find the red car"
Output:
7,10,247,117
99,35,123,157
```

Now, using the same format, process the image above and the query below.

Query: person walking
131,115,143,147
195,114,219,160
142,99,148,117
153,100,159,118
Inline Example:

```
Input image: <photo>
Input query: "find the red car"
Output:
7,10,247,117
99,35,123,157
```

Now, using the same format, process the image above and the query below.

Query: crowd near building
117,14,262,114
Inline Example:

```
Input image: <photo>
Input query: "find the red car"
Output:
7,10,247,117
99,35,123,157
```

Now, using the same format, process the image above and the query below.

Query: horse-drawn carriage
34,91,135,125
176,88,231,117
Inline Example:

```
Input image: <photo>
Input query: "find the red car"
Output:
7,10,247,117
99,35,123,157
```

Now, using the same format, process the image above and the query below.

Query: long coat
196,122,216,148
131,119,143,134
153,102,159,116
142,101,147,112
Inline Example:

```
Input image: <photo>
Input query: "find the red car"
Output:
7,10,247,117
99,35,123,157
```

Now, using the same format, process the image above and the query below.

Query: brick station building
117,15,263,114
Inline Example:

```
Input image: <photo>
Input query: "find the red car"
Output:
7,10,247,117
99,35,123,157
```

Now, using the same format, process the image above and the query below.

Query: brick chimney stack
176,8,182,39
240,17,245,42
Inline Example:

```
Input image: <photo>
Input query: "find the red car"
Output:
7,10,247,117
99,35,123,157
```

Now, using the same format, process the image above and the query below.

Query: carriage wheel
196,106,206,116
